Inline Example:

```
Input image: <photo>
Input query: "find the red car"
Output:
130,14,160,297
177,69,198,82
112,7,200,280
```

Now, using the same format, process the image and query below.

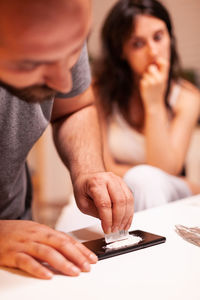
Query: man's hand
73,172,134,234
0,220,97,279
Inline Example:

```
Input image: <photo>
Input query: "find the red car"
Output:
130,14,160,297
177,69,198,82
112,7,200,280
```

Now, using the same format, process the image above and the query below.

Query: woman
93,0,200,211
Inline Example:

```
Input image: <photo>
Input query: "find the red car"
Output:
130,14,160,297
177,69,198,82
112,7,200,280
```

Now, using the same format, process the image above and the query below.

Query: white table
1,195,200,300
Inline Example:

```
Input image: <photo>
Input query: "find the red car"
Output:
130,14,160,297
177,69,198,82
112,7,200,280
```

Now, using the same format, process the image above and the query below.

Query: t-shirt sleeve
56,42,91,98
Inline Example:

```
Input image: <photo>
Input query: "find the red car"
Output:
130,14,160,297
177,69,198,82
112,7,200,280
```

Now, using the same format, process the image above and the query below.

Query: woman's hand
0,220,97,279
139,58,169,111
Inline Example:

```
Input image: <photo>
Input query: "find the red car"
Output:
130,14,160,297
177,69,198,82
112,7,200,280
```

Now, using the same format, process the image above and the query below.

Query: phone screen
82,230,166,260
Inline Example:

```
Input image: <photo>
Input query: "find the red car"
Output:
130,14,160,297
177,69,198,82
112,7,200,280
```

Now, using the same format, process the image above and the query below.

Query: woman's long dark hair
93,0,181,121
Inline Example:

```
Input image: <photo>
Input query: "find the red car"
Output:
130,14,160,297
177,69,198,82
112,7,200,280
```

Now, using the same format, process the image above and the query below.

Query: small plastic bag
175,224,200,247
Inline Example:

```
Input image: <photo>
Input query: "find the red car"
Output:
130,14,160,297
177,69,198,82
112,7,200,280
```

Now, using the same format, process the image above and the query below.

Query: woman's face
122,15,171,77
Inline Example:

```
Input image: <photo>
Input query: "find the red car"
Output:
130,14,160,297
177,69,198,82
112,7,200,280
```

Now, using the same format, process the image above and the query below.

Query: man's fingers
87,181,112,233
75,241,98,264
74,172,134,235
53,241,95,272
124,214,134,232
14,253,53,279
107,177,127,232
76,196,99,219
85,173,134,233
33,230,98,272
26,242,83,276
39,226,98,265
13,240,96,279
118,184,134,231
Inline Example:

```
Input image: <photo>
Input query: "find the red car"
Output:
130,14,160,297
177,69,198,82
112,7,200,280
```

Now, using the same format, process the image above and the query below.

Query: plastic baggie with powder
175,224,200,247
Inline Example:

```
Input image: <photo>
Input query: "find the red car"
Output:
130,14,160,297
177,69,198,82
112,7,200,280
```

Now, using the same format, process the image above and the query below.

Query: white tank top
107,84,181,165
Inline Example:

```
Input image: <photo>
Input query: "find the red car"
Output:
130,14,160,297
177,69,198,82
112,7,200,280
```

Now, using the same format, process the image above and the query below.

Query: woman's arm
94,88,133,177
141,62,200,175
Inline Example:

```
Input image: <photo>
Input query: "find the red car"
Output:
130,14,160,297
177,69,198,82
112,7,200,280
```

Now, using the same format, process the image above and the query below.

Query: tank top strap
168,83,181,108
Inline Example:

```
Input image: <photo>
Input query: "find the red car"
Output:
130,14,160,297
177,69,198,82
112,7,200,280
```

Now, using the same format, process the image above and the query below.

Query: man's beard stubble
0,80,57,103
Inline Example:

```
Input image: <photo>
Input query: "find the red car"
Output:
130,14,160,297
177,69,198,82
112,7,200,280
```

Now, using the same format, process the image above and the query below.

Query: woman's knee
123,165,171,211
123,164,166,189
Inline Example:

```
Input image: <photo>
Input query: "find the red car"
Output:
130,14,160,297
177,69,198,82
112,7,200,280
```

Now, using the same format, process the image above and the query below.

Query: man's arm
51,86,134,234
51,86,105,178
0,92,102,281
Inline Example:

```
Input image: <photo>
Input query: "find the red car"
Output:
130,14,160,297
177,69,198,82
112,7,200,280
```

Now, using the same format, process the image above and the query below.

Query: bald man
0,0,134,279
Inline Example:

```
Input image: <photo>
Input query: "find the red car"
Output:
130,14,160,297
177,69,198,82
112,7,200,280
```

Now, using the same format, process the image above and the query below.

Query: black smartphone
82,230,166,260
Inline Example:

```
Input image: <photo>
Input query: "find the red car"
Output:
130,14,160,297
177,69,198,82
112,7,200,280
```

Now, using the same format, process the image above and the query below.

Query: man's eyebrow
16,59,55,66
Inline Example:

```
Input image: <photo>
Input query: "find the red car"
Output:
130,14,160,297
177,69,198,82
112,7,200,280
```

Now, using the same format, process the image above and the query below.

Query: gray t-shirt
0,43,91,220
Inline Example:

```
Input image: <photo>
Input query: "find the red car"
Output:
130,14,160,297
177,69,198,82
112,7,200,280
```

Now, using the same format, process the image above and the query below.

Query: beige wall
28,126,72,204
89,0,200,69
88,0,117,57
163,0,200,69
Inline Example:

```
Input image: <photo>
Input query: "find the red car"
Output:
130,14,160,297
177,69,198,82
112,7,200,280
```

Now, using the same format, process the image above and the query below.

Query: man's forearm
52,104,105,182
52,103,134,234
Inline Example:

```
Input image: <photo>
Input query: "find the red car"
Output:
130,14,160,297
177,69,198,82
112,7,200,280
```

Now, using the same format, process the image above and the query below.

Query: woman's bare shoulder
179,79,200,98
173,79,200,118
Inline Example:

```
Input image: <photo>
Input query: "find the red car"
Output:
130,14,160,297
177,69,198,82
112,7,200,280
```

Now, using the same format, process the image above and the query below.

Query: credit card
105,230,129,244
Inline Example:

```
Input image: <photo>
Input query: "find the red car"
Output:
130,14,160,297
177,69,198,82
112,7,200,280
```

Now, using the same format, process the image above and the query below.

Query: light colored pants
123,165,192,212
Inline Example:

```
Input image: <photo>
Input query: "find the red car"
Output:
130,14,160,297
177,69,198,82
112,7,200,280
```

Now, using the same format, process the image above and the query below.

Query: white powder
105,234,142,250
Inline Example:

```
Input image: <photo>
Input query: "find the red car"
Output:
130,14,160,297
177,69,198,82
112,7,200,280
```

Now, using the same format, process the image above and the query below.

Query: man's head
0,0,91,102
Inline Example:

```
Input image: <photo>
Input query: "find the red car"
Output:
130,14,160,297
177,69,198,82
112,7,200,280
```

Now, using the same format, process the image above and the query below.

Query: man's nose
43,61,73,94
